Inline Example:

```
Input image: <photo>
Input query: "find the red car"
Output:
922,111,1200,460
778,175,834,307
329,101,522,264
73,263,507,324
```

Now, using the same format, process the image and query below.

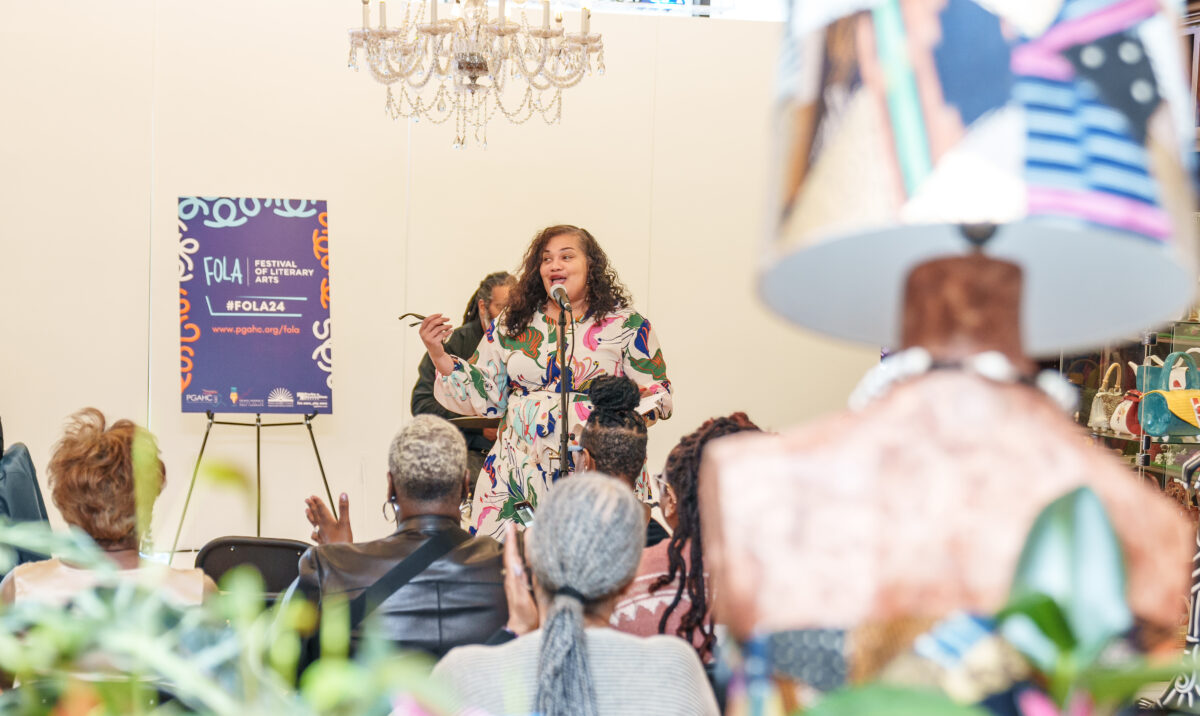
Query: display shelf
1088,428,1200,445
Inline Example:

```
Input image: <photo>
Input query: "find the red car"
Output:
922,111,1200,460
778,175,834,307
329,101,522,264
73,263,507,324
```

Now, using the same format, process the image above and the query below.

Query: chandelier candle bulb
542,0,550,29
380,0,387,28
430,0,437,23
555,11,562,24
498,0,505,21
581,6,589,35
361,0,369,28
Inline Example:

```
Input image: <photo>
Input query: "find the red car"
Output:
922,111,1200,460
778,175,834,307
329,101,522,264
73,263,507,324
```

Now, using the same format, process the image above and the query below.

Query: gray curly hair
528,473,645,716
387,415,467,501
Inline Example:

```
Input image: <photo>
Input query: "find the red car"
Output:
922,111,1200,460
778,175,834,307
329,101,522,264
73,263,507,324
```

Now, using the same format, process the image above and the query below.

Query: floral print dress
434,307,672,538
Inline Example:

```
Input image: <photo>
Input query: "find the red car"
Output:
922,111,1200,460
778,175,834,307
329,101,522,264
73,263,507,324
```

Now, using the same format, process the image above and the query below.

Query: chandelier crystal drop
348,0,604,147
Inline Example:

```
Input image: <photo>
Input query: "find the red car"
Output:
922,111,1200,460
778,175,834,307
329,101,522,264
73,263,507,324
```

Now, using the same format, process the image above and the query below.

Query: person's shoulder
300,536,381,574
605,306,639,321
596,629,699,661
437,632,532,673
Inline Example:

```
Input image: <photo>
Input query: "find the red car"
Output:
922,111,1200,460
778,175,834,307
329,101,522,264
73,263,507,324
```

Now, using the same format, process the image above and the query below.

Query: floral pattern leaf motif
433,307,673,539
470,369,488,402
543,352,562,392
634,317,653,356
628,348,668,382
497,497,518,523
483,453,498,489
499,326,544,360
536,408,558,439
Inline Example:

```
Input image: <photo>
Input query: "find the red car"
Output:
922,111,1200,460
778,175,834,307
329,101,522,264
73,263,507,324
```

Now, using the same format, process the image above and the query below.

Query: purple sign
178,197,332,414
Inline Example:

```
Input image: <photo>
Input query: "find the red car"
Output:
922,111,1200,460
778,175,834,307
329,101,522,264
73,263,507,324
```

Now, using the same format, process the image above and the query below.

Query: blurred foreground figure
724,0,1200,679
703,255,1192,650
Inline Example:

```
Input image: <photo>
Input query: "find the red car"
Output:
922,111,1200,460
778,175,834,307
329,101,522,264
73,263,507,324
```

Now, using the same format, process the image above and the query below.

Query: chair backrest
194,536,309,596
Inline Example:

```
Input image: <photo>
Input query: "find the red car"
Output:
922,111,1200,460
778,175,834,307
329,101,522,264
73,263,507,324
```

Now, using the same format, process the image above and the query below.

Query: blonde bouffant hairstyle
48,408,164,548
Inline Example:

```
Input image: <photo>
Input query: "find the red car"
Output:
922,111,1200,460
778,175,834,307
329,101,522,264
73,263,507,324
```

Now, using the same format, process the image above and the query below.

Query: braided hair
529,474,644,716
651,412,761,660
580,376,647,485
461,270,514,327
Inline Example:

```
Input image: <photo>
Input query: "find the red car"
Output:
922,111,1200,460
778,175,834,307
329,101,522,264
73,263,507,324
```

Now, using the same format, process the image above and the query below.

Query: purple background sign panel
178,197,332,414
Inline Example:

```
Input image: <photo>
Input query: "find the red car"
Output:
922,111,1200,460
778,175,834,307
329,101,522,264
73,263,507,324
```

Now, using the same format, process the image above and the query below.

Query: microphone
549,284,572,313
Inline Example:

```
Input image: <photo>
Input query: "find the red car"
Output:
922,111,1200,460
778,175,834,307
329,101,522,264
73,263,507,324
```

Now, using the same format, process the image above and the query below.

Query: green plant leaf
803,685,991,716
1077,657,1190,705
996,592,1076,653
200,459,254,494
1004,487,1131,669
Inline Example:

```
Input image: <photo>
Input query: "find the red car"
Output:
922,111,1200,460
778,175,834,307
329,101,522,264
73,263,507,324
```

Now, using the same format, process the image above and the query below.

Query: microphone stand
556,303,572,481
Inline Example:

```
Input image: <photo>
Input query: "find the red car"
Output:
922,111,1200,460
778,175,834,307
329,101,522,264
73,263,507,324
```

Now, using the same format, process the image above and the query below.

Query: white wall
0,0,879,553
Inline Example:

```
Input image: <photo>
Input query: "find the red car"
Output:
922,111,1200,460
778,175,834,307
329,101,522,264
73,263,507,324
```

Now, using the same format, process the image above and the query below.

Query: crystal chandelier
348,0,604,147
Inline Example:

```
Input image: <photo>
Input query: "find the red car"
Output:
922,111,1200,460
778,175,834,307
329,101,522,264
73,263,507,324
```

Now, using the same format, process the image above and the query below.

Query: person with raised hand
289,415,507,660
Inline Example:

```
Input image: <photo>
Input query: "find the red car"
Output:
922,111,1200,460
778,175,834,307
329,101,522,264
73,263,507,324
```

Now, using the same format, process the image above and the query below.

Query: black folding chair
194,536,310,602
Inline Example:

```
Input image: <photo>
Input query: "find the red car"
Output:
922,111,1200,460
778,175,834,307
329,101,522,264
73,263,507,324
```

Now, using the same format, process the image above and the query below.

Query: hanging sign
178,196,333,414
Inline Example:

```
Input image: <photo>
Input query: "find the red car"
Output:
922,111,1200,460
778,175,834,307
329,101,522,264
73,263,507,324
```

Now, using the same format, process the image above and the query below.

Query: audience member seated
610,413,760,664
434,473,718,716
289,415,506,659
578,376,668,547
0,408,215,606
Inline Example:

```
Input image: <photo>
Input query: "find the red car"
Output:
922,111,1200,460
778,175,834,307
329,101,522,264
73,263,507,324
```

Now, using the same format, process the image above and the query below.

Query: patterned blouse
434,306,672,538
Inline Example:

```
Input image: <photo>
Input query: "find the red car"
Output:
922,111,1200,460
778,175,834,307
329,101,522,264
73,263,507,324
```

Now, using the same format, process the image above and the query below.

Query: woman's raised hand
306,493,353,544
419,313,456,375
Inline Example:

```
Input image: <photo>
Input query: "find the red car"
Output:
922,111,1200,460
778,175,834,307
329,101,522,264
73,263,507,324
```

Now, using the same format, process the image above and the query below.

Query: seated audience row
7,397,746,714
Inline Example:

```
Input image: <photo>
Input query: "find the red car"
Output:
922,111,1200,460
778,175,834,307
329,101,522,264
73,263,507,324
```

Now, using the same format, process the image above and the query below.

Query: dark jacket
294,514,506,659
0,443,49,575
410,320,493,454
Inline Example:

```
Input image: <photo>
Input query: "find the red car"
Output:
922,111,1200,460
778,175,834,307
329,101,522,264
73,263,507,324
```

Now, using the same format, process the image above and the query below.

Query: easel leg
305,413,337,521
255,413,262,538
170,411,216,559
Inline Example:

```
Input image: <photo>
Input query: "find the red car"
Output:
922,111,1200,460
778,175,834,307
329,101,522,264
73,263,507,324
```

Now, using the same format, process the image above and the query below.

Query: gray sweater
433,627,718,715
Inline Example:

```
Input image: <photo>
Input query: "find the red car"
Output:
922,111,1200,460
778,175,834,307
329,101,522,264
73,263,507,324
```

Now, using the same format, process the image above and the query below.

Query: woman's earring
381,498,399,522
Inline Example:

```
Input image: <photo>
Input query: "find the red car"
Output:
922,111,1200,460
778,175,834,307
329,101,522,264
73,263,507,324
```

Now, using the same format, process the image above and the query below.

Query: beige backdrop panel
0,1,880,553
0,0,155,532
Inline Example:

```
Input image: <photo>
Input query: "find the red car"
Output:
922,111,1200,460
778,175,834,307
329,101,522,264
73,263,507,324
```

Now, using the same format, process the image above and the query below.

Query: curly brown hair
503,225,630,337
48,408,164,548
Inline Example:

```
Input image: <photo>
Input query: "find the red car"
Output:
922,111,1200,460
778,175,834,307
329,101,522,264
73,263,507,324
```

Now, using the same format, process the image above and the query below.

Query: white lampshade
763,0,1197,355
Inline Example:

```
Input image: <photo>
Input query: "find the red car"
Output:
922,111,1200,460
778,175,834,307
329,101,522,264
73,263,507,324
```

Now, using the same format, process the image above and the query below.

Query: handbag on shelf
1087,363,1125,432
1135,356,1164,392
1138,354,1200,437
1109,390,1144,437
1138,388,1200,437
1066,358,1100,415
1138,350,1200,393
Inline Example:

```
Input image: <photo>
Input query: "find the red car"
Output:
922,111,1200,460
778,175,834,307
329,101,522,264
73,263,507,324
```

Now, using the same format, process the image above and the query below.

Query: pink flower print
576,402,592,423
584,315,620,351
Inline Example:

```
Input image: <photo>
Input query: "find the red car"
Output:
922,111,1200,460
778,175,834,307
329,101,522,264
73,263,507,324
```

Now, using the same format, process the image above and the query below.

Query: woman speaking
421,225,672,538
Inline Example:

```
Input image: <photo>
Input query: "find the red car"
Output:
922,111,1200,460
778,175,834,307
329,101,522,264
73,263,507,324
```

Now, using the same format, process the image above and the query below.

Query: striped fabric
1012,0,1169,240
